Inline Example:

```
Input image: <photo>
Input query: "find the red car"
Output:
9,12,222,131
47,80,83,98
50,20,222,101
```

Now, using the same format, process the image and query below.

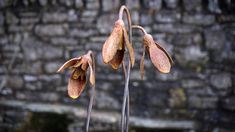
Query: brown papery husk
143,34,171,73
102,19,124,64
68,71,87,99
57,57,81,72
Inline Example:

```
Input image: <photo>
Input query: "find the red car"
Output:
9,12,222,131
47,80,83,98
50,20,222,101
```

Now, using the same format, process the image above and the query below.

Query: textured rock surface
0,0,235,132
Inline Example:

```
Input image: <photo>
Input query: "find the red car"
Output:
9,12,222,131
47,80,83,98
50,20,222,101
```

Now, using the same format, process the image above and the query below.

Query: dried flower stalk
102,6,173,132
57,50,96,132
132,25,173,79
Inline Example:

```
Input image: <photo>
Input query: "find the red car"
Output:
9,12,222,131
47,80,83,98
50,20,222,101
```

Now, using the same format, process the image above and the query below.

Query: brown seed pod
143,34,172,73
102,19,135,69
57,51,95,99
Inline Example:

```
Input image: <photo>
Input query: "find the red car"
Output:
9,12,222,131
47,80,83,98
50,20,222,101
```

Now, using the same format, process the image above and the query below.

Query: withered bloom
141,34,173,78
102,19,135,69
57,51,95,99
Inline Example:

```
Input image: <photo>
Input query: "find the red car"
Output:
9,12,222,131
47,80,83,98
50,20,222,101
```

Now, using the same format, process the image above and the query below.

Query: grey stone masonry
0,0,235,132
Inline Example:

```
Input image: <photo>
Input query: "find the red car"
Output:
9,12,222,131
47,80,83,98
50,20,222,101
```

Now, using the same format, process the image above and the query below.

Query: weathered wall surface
0,0,235,131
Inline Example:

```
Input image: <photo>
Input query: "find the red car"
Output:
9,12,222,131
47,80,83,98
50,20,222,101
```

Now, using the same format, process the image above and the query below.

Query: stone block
183,0,202,11
171,33,202,46
97,14,116,34
86,0,99,9
208,0,221,13
222,96,235,110
102,0,119,12
22,38,63,61
95,91,120,110
40,92,60,102
6,11,19,24
50,37,77,45
0,0,10,9
182,79,205,89
42,12,68,23
126,0,140,9
6,76,24,89
0,12,4,26
35,24,68,37
155,10,181,23
205,30,226,50
69,28,98,38
183,13,215,25
186,87,216,96
169,88,186,107
25,61,43,74
39,0,48,6
44,61,62,74
153,23,198,33
156,68,180,81
20,17,39,25
164,0,179,9
140,12,153,25
75,0,83,9
143,0,162,11
188,96,218,109
175,45,208,67
210,73,232,90
59,0,74,7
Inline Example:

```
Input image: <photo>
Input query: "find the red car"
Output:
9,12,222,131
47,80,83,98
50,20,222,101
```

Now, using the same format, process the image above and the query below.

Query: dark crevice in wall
219,0,235,14
120,0,126,5
82,0,87,8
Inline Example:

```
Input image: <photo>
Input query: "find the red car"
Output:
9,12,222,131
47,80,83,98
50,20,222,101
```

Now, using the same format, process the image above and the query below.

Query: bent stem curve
132,25,147,35
119,5,132,132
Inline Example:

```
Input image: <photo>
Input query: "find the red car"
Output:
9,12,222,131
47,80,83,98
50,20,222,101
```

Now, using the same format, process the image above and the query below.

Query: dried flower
102,19,135,69
141,34,173,79
57,51,95,99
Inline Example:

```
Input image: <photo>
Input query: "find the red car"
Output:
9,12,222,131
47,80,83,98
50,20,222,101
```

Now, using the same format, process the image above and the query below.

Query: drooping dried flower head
57,51,95,99
102,19,135,69
141,34,173,79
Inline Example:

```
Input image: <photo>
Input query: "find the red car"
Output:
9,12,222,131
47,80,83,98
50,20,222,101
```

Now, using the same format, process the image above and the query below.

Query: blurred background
0,0,235,132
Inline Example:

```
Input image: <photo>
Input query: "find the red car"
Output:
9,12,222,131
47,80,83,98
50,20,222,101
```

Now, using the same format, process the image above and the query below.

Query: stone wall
0,0,235,131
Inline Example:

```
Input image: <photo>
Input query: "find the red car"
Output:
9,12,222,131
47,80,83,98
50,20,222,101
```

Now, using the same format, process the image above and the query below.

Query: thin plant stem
121,61,131,132
85,85,95,132
122,61,129,132
119,5,132,132
125,84,130,132
85,51,96,132
132,25,147,35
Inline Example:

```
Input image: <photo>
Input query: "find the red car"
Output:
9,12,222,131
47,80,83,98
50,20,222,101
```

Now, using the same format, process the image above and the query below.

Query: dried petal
81,61,89,71
149,43,171,73
102,20,124,63
144,34,171,73
57,57,81,72
72,68,83,79
123,27,135,67
155,42,173,65
88,59,95,86
109,49,125,69
140,47,146,80
68,76,86,99
73,60,83,68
